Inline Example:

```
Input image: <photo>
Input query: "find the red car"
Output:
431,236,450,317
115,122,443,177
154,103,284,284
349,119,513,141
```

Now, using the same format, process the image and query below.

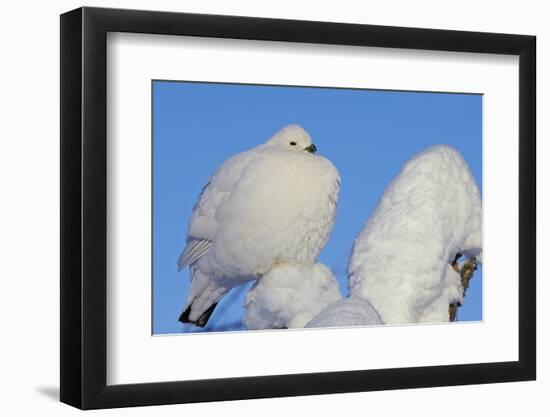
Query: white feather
177,238,212,271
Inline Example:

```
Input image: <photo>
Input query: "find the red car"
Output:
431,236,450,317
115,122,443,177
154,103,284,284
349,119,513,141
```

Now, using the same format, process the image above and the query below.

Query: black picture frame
60,6,536,410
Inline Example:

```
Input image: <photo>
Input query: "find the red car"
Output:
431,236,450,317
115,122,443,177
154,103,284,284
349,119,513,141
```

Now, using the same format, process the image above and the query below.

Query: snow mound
244,262,342,329
348,145,482,324
417,264,463,323
306,297,384,328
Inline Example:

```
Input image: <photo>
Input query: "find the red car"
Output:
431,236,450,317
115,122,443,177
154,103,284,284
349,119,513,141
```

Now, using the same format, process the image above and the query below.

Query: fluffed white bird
348,145,482,324
177,125,340,327
243,262,342,330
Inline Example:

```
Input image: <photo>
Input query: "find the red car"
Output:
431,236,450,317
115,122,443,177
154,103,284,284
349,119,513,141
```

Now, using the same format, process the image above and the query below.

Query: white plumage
178,125,340,327
243,262,342,330
348,145,482,324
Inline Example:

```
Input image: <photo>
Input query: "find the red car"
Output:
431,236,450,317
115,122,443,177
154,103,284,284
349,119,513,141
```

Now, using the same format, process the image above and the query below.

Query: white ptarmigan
177,125,340,327
348,145,482,324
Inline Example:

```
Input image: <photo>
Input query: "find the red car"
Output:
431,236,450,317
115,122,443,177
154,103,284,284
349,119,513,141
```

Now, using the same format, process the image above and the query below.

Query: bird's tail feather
179,302,219,328
179,267,228,328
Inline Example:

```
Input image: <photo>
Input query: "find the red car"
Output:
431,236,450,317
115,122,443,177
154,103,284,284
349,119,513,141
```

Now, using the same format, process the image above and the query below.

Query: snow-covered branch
244,263,342,329
348,145,482,324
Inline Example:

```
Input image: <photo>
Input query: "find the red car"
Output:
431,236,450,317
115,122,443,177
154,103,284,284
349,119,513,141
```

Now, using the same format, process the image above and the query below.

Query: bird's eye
289,141,297,146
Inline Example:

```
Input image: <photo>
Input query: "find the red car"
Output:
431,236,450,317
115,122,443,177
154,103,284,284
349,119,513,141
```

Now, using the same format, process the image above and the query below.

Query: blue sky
152,80,483,334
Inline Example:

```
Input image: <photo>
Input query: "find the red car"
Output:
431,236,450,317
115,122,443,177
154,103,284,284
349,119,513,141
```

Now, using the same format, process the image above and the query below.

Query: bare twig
449,256,478,321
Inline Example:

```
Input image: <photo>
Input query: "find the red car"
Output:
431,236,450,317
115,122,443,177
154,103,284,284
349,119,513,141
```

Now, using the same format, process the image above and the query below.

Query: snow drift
244,262,342,329
306,297,384,328
348,145,482,324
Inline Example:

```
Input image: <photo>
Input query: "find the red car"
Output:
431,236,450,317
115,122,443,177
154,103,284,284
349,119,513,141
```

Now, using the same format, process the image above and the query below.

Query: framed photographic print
60,6,536,410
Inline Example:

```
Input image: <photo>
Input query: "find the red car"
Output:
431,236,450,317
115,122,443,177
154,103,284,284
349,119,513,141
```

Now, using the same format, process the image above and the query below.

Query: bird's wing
177,238,212,271
178,149,257,269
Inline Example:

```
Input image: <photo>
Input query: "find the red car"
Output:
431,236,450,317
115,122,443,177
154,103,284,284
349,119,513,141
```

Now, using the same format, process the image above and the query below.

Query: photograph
55,4,537,411
152,80,483,335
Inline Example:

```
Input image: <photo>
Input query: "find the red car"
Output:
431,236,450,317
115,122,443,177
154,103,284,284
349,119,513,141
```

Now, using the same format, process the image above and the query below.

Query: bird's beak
304,144,317,154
